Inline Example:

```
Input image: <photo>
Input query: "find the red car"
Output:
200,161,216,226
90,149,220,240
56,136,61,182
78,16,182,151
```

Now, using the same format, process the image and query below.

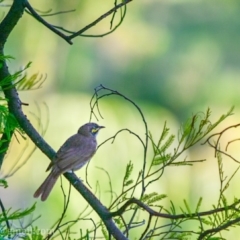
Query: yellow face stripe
91,128,99,133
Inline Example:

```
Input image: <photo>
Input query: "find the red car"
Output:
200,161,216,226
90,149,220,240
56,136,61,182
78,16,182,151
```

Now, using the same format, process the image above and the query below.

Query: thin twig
24,1,73,44
110,197,240,220
46,178,71,239
198,216,240,240
67,0,132,40
0,198,10,232
24,0,132,43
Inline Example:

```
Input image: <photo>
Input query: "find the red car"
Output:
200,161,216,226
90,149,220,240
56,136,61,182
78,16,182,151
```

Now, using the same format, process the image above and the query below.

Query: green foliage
0,55,14,69
0,55,48,238
0,65,238,239
141,192,167,205
0,55,44,140
1,61,31,90
9,226,44,240
149,107,234,170
25,227,44,240
114,216,125,230
0,110,21,139
0,203,36,222
181,199,192,216
0,178,8,188
0,55,46,165
168,231,192,240
0,203,43,240
122,160,134,188
178,107,234,148
0,55,45,91
100,221,108,239
107,106,238,239
195,197,202,213
16,73,45,91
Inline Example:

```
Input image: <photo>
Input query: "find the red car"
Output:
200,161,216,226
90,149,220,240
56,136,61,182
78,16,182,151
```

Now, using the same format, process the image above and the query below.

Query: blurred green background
1,0,240,238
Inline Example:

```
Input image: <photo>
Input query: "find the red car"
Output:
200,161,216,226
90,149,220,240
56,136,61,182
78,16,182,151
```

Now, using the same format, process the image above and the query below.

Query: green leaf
195,197,202,213
201,218,213,226
183,199,192,215
0,62,32,89
16,72,46,91
147,194,167,205
141,192,166,205
101,221,108,239
178,107,234,150
152,153,171,166
170,200,176,215
157,121,170,148
141,192,158,202
123,161,133,187
0,179,8,188
27,227,44,240
124,179,133,186
160,134,175,153
0,55,14,61
0,203,36,223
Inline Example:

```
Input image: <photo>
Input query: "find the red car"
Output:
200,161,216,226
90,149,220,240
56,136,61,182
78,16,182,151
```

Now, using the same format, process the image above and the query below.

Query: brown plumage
33,122,104,201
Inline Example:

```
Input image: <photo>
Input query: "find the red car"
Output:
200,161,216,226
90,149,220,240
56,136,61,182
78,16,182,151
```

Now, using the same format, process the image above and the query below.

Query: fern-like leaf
101,221,108,239
15,73,46,91
152,153,171,166
147,194,167,205
160,134,175,153
123,161,133,187
141,192,158,203
157,121,170,148
195,197,202,213
183,199,192,215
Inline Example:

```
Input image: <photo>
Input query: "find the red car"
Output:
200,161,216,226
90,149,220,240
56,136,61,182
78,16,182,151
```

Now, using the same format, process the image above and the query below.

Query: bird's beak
98,126,105,130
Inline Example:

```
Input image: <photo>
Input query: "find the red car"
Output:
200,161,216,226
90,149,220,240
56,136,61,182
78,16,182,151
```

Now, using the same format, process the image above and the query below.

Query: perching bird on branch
33,122,104,201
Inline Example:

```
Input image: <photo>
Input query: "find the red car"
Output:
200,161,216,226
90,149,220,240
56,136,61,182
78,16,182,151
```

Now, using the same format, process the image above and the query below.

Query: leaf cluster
86,85,240,239
149,107,234,169
0,202,43,240
0,55,239,239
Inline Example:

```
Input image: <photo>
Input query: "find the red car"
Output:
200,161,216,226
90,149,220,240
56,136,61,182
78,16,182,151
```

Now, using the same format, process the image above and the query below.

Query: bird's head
78,122,105,137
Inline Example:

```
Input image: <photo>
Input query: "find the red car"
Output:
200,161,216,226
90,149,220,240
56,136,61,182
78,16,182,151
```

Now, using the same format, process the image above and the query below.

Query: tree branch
0,73,127,240
0,0,26,166
0,198,10,231
0,2,127,238
24,0,132,43
67,0,132,40
110,197,240,220
24,0,73,45
0,0,25,49
0,58,127,240
198,216,240,240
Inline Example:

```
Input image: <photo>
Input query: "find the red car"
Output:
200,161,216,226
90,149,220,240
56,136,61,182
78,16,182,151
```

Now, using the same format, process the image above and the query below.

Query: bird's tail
33,171,59,201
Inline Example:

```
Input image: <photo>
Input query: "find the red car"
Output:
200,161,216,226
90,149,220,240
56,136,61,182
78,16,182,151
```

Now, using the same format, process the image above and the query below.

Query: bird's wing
46,134,96,173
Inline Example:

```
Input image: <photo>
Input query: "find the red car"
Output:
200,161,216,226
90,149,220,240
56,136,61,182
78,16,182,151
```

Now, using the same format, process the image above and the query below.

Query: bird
33,122,104,201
